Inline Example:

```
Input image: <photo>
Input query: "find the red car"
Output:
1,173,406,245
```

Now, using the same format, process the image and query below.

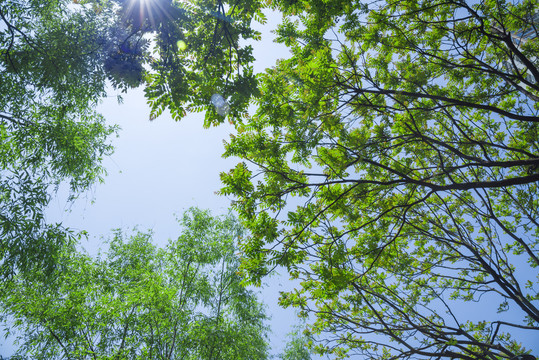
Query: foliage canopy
138,0,267,125
1,208,269,360
3,0,539,358
0,0,135,280
216,0,539,359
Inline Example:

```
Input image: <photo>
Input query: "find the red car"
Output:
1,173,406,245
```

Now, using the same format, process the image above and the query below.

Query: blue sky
47,87,302,355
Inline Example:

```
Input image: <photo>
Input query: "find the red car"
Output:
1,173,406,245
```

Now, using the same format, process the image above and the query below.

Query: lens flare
211,94,230,116
177,40,187,52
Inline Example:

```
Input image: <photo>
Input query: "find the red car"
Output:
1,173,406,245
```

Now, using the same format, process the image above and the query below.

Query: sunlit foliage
218,0,539,359
0,208,269,360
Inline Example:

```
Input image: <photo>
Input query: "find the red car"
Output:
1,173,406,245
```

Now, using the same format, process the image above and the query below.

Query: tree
216,0,539,359
279,325,313,360
141,0,267,125
0,0,150,280
0,208,269,359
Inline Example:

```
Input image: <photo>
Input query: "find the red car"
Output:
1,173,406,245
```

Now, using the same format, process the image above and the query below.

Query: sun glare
122,0,172,30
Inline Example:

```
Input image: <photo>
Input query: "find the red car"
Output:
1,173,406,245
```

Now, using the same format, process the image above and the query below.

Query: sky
48,90,302,356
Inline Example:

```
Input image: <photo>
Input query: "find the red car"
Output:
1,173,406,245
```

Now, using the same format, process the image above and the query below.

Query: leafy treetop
216,0,539,359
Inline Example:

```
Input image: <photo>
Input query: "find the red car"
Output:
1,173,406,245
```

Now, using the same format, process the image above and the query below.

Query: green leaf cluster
0,208,270,360
143,0,266,125
0,0,135,280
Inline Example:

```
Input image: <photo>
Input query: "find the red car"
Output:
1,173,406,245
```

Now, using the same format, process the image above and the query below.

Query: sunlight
121,0,172,30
